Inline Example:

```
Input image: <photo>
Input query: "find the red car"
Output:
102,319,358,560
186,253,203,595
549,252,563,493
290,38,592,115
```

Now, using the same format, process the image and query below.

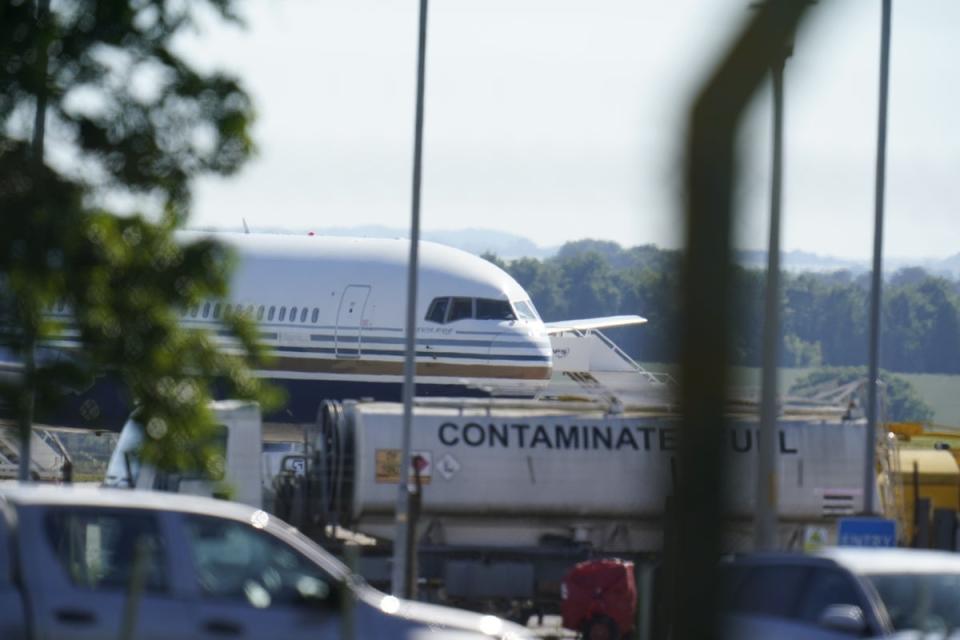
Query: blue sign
837,517,897,547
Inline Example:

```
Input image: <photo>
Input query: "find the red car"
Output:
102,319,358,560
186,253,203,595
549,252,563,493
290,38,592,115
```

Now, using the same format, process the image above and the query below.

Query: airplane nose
487,327,553,377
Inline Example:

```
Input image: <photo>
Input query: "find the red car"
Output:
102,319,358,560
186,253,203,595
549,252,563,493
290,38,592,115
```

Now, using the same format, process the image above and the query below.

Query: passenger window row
187,303,321,325
46,300,324,326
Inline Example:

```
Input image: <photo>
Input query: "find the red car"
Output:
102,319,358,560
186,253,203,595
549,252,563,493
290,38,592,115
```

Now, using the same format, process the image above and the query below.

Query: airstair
541,327,675,410
0,426,70,481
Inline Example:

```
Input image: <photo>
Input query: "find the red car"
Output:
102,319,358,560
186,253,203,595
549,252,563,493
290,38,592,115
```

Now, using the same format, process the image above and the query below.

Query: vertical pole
865,0,892,516
670,3,815,637
755,51,787,551
19,0,51,483
393,0,429,598
17,343,35,482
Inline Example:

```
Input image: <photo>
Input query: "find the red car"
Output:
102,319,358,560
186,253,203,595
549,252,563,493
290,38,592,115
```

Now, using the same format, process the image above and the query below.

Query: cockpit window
513,300,540,321
425,296,529,324
448,297,474,323
476,299,516,320
426,298,449,324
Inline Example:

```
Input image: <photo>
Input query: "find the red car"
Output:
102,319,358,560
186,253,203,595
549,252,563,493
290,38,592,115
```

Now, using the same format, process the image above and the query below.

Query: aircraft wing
543,315,647,334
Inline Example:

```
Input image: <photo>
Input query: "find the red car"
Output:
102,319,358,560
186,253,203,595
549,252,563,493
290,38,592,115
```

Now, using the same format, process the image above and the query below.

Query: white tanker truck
255,397,884,618
107,397,886,618
299,399,875,554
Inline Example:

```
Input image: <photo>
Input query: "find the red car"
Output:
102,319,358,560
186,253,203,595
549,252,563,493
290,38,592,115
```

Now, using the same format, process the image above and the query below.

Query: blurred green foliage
0,0,279,475
789,367,935,424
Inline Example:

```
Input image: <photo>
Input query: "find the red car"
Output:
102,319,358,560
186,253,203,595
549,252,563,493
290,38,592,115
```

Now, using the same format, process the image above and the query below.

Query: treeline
486,240,960,374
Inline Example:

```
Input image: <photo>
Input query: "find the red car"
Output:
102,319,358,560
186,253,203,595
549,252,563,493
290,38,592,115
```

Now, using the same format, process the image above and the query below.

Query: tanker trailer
302,398,875,617
314,399,874,553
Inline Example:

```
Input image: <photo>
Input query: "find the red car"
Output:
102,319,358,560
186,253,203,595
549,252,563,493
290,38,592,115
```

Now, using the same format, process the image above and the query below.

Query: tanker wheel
582,615,619,640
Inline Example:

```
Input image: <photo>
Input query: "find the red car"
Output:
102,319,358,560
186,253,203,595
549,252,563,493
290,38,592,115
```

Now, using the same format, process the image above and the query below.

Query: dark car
721,547,960,638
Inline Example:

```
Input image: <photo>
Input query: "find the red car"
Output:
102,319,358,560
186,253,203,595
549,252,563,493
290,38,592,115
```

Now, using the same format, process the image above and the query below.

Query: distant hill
735,249,864,273
322,226,557,260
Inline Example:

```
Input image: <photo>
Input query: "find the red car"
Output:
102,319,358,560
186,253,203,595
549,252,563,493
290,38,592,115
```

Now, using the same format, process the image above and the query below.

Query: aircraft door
335,285,371,359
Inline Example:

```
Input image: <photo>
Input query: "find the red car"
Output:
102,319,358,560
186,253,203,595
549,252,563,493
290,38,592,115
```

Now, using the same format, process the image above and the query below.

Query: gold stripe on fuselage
261,356,551,380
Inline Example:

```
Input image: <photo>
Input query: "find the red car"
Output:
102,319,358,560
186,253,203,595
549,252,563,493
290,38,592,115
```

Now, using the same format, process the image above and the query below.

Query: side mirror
819,604,867,635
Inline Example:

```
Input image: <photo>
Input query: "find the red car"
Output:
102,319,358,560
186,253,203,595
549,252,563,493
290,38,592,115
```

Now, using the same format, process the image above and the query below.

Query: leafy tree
789,367,935,423
479,252,508,271
730,266,767,366
556,239,625,266
506,257,567,319
882,278,960,373
556,251,621,318
617,265,681,362
0,0,276,477
0,0,253,210
890,267,931,288
498,238,960,375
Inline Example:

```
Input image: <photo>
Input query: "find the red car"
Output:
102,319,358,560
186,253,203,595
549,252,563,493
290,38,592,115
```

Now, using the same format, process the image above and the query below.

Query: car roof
722,552,839,569
725,548,960,576
0,482,261,524
816,547,960,575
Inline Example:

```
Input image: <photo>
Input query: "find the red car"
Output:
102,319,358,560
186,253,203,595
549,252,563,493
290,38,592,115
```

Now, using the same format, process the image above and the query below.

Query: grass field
640,363,960,427
897,373,960,428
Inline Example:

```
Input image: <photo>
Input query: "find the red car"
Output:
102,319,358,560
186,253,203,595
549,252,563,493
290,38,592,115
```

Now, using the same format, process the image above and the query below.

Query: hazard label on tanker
437,453,461,480
375,449,432,485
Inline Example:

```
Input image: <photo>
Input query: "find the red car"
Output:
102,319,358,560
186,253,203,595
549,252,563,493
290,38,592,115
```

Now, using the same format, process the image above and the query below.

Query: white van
103,401,264,509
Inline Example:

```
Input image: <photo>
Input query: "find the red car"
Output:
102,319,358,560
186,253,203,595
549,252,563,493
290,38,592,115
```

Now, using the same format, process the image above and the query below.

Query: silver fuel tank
320,399,869,550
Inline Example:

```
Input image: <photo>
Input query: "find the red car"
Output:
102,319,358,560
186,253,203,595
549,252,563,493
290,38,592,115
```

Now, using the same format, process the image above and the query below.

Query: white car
0,484,530,640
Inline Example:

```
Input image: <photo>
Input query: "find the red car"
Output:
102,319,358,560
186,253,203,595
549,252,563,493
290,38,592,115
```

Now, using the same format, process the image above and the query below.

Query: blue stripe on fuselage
28,375,499,432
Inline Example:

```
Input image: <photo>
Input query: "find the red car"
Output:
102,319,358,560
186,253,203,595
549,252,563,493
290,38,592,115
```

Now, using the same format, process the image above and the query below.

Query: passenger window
311,308,319,323
45,508,168,592
300,308,308,323
257,306,265,321
183,515,337,609
190,306,199,318
213,303,222,319
447,297,473,323
278,307,286,322
728,566,810,618
203,302,211,318
268,306,275,321
426,298,450,324
476,298,516,320
290,307,297,323
797,569,862,623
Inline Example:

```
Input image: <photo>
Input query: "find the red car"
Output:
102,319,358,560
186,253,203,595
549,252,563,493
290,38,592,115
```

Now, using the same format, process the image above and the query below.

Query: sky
175,0,960,260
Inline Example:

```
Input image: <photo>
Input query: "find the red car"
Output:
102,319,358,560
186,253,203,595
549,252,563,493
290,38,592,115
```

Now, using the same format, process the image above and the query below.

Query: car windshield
868,573,960,633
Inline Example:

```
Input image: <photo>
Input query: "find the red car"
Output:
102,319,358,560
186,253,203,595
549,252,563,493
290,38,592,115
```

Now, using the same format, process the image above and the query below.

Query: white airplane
29,232,646,428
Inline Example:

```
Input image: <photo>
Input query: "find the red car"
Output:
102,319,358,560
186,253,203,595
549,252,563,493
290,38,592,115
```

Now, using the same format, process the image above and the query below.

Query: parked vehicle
0,483,530,639
561,559,636,640
103,401,265,509
721,547,960,638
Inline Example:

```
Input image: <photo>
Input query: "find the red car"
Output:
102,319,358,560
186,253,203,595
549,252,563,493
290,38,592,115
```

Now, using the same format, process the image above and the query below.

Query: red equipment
561,559,637,640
